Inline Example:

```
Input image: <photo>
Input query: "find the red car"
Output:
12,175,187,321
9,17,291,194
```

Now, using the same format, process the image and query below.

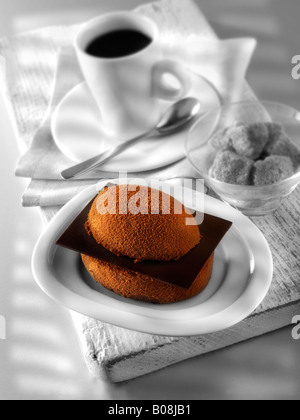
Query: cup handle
152,60,191,101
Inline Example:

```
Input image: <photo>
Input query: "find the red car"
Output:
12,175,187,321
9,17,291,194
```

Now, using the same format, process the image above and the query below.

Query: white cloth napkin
0,0,257,207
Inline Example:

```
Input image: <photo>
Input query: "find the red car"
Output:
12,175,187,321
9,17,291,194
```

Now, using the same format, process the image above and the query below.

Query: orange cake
81,253,214,304
81,184,213,304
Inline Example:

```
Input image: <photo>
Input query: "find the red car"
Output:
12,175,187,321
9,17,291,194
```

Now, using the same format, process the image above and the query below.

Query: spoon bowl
156,98,201,134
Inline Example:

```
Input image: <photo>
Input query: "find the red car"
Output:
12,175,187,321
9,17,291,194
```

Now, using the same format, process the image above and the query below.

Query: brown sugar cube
231,123,269,160
209,150,254,185
266,133,300,170
265,122,285,144
209,127,233,150
264,122,285,155
209,122,246,151
253,155,295,186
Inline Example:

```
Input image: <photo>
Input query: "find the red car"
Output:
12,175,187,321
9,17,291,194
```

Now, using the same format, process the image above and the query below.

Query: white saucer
32,181,273,337
51,72,220,173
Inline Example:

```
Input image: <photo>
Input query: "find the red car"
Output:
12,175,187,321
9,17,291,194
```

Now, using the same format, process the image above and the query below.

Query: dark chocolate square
56,197,232,290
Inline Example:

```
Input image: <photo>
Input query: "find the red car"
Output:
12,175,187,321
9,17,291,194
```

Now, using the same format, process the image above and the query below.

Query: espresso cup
75,12,191,140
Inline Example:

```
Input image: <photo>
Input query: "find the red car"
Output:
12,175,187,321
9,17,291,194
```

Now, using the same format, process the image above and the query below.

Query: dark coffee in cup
76,12,190,139
86,29,152,59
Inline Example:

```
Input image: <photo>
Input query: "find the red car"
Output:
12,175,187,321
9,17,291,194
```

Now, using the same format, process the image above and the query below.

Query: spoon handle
61,130,153,180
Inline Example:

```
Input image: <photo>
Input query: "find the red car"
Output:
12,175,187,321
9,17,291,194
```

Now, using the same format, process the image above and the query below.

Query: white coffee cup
75,12,191,140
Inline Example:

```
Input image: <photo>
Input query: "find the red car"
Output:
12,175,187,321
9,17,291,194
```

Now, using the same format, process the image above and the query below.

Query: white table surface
0,0,300,400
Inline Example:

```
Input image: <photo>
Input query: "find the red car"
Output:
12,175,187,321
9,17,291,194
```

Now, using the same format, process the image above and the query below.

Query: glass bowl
185,101,300,216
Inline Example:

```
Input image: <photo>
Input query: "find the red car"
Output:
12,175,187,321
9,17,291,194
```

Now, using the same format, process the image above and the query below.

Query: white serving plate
32,181,273,337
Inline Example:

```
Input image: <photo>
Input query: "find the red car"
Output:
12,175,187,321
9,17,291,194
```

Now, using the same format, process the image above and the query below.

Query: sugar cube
210,150,254,185
253,155,295,186
231,123,269,160
266,134,300,169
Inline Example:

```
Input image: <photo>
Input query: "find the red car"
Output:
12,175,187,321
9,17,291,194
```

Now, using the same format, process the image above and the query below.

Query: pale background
0,0,299,400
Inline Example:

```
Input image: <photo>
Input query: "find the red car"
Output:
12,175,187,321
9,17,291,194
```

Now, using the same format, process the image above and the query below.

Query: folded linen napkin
0,0,256,207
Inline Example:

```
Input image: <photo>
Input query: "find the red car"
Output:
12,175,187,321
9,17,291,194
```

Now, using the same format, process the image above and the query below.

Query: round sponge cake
82,185,213,304
82,253,214,304
85,185,201,262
